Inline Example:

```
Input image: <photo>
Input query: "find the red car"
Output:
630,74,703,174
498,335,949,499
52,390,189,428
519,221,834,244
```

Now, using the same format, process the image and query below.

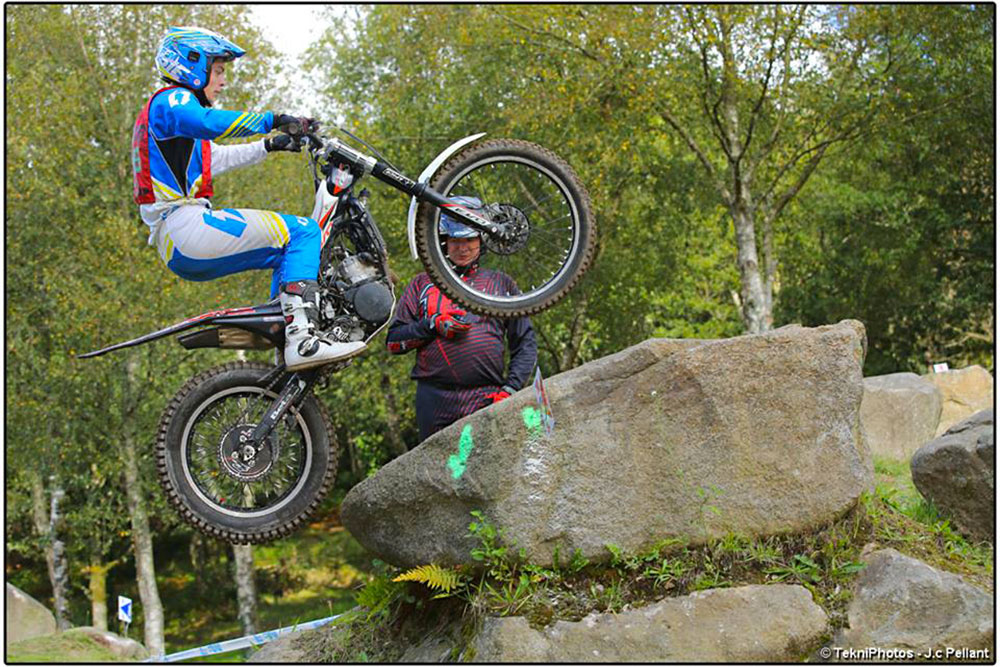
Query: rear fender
77,303,285,359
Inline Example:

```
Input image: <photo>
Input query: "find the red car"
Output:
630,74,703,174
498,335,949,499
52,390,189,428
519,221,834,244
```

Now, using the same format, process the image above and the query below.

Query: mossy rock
6,627,145,663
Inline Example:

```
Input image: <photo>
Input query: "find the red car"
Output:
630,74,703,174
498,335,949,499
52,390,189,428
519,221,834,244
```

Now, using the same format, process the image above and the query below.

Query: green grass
873,455,920,501
7,630,123,663
159,523,374,661
870,454,992,585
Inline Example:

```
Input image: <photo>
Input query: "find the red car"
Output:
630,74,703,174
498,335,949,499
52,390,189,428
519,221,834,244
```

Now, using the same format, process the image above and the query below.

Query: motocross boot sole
284,339,367,372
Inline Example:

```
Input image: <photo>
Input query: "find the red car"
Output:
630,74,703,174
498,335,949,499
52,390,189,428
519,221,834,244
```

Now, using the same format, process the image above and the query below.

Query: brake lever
303,132,322,150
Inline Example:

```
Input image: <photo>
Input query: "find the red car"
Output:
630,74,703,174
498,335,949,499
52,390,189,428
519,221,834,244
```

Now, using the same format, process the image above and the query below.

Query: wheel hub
483,203,531,255
218,423,278,482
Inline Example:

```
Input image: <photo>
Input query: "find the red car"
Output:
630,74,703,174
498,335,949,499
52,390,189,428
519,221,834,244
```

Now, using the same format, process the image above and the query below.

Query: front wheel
416,139,596,318
155,362,335,544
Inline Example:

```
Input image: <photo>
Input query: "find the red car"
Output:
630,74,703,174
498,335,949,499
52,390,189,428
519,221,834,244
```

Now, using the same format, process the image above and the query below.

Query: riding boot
280,280,366,371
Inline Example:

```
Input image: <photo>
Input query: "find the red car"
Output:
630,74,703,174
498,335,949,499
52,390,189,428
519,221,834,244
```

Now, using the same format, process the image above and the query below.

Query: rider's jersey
132,86,274,241
386,269,537,391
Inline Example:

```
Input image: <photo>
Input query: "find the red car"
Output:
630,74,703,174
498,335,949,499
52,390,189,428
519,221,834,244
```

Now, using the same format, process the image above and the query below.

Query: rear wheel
416,139,595,318
155,362,335,544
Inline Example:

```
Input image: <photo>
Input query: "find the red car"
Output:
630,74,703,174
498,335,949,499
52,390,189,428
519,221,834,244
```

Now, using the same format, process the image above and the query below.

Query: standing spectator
386,197,537,442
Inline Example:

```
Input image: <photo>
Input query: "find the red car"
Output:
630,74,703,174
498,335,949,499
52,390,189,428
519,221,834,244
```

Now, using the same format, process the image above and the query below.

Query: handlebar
281,125,498,237
277,122,378,177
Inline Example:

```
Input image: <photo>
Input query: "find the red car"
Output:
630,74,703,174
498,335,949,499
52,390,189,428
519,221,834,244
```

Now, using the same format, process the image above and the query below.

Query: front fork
249,366,319,447
249,355,348,447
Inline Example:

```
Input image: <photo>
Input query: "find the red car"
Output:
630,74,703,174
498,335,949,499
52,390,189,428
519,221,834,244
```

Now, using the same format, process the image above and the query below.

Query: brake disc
217,423,279,483
483,203,531,256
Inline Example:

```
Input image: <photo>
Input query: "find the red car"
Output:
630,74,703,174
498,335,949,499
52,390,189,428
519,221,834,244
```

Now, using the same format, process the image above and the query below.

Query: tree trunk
87,555,111,631
761,214,777,331
30,472,71,630
29,475,53,612
47,480,71,630
121,355,164,656
232,544,258,637
348,439,364,478
730,202,770,333
716,10,772,335
559,292,590,372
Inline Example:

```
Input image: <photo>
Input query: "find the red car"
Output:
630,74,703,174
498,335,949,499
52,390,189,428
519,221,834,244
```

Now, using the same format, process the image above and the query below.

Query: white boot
280,283,365,371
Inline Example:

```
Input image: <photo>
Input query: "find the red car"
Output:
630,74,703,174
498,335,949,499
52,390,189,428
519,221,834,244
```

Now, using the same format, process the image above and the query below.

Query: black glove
273,113,320,136
264,134,300,152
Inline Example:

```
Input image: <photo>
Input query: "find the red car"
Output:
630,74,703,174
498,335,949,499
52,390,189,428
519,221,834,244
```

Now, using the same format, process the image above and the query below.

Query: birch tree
650,6,901,332
30,473,72,630
481,5,923,333
233,545,259,637
7,4,285,653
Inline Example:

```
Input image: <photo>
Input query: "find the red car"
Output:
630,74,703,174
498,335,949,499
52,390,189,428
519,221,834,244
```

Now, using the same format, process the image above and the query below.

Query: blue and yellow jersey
133,85,273,205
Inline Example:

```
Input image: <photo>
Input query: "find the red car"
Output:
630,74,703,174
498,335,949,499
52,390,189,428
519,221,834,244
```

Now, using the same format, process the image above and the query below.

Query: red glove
485,390,511,404
430,307,471,339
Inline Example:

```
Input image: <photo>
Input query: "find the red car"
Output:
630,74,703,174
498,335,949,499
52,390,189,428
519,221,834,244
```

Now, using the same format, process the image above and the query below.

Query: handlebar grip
280,120,320,136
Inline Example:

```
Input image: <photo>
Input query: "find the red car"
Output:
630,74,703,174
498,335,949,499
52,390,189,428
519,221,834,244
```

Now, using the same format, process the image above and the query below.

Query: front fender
406,132,486,259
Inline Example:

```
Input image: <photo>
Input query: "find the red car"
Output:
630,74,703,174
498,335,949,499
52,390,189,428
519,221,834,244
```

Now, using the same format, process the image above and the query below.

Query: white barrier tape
144,612,345,663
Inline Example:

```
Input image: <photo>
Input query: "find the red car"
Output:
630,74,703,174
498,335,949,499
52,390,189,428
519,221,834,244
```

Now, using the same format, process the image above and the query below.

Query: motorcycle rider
133,26,364,370
386,197,538,442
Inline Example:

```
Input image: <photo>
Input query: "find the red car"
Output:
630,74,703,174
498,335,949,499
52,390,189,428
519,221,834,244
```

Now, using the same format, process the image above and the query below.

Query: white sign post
118,595,133,637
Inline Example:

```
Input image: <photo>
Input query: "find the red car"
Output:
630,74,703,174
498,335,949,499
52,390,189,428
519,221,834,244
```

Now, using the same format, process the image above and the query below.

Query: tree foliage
310,3,992,370
6,4,285,636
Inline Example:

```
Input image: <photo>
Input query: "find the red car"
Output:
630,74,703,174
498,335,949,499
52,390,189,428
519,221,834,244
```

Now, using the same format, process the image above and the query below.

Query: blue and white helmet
155,26,245,90
439,196,484,239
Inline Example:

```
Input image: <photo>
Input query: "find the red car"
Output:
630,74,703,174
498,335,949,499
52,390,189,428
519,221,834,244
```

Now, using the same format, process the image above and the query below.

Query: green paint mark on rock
448,424,475,479
522,407,543,436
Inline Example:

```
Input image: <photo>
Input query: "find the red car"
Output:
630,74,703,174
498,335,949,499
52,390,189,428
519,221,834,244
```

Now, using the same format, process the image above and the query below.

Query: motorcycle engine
321,252,394,341
337,254,380,285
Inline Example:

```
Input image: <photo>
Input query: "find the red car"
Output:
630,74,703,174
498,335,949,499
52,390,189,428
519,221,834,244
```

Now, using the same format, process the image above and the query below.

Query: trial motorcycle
81,126,594,543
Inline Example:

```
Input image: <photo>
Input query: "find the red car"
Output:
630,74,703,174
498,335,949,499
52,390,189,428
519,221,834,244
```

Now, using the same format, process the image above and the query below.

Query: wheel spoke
185,388,308,515
440,163,574,296
242,484,255,508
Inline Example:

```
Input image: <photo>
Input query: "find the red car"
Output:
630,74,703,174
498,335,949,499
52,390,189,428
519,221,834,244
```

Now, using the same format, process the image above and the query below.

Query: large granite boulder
343,321,873,568
833,548,993,653
911,410,994,541
5,583,57,648
861,373,942,459
927,366,994,436
473,584,827,662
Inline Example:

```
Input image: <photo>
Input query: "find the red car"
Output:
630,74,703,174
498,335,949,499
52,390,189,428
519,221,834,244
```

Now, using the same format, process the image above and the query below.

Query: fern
355,573,404,621
393,564,464,593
